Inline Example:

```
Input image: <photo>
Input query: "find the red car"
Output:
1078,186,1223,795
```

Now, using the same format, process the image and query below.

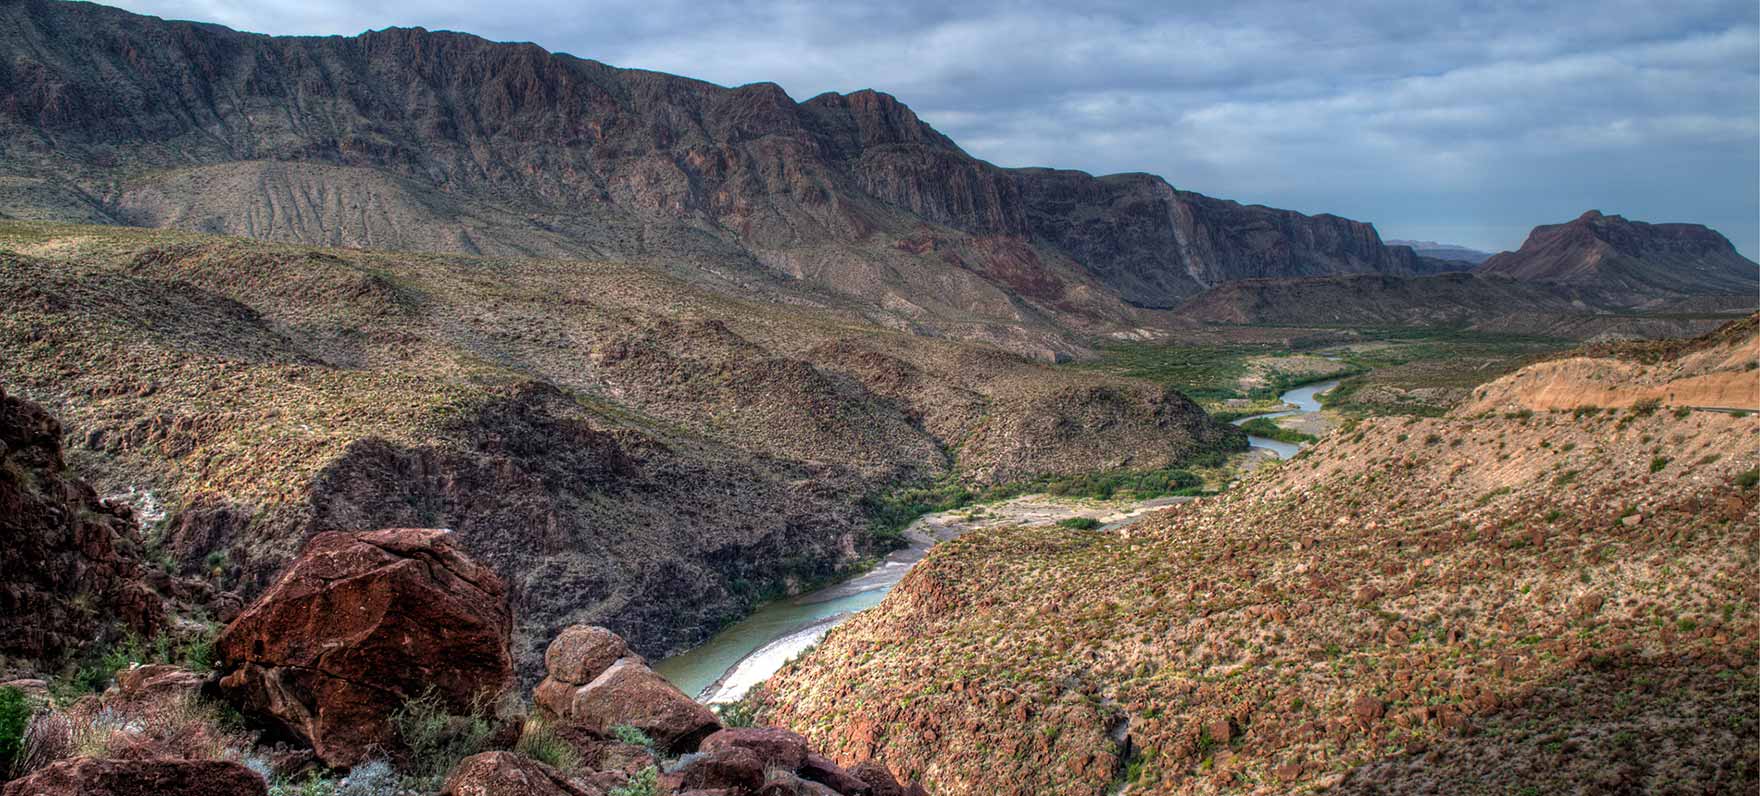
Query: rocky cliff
759,316,1760,794
0,386,163,666
0,0,1453,345
1477,211,1759,303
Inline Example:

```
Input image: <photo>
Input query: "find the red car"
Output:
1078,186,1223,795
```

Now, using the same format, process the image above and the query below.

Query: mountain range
1383,239,1493,265
6,0,1748,362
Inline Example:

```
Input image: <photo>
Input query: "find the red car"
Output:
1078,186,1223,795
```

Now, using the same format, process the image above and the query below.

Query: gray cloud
108,0,1760,255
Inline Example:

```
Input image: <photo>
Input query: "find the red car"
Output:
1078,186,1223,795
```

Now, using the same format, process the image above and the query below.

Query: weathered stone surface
545,626,632,686
535,655,719,755
0,758,266,796
758,770,842,796
850,762,906,796
662,747,765,793
699,727,809,770
441,751,602,796
214,528,514,767
800,753,871,795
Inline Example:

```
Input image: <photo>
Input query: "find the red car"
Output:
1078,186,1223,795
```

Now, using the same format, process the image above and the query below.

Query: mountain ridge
1,0,1472,355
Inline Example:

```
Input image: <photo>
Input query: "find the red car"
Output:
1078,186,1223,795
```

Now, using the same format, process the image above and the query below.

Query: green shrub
1630,398,1661,417
609,766,659,796
392,689,494,790
1057,517,1103,531
713,696,762,728
1649,456,1670,473
0,686,30,775
1238,418,1317,445
609,724,654,748
1738,469,1760,490
514,719,580,775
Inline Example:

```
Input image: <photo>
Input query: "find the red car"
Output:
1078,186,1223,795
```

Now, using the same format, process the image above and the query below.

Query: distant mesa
1476,210,1759,300
1384,239,1494,265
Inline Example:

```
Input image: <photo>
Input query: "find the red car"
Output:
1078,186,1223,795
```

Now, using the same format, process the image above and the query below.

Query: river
1230,379,1339,458
653,381,1336,703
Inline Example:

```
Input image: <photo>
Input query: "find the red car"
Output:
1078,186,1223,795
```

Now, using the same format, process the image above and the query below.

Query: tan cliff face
1463,314,1760,414
759,317,1760,795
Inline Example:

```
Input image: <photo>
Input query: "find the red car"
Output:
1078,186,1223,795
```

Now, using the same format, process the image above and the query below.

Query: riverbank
657,380,1344,701
1229,379,1340,459
653,492,1194,702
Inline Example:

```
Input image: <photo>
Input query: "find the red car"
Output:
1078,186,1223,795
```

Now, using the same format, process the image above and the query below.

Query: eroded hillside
0,220,1239,679
760,317,1760,794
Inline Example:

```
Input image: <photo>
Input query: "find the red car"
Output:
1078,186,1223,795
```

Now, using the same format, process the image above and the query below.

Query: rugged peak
804,87,951,150
1478,211,1757,300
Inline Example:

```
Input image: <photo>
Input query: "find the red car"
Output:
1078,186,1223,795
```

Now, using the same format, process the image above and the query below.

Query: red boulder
214,528,514,767
0,758,266,796
533,625,718,754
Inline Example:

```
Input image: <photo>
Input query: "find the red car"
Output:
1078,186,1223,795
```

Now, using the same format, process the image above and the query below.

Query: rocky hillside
0,219,1240,679
759,316,1760,794
1477,211,1759,303
1,0,1459,348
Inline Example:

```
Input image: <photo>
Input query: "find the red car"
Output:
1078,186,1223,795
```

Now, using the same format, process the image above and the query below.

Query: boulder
800,752,871,795
700,727,809,770
534,626,718,754
661,747,765,792
546,626,633,685
850,761,906,796
441,751,602,796
0,758,266,796
214,528,514,767
758,771,841,796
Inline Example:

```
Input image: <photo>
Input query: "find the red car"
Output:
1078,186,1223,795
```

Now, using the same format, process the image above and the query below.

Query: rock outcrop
1476,210,1759,303
532,625,720,755
0,759,266,796
214,528,515,767
0,386,162,666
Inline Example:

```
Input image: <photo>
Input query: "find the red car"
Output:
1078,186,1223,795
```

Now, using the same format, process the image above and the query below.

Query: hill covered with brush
759,316,1760,794
0,219,1240,678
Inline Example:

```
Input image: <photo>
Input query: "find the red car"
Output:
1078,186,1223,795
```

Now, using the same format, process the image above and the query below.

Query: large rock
699,727,809,770
441,751,601,796
0,758,266,796
0,387,163,666
533,624,719,755
214,528,514,767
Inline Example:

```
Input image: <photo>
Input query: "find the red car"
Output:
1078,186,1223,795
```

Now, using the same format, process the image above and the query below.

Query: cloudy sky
108,0,1760,256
